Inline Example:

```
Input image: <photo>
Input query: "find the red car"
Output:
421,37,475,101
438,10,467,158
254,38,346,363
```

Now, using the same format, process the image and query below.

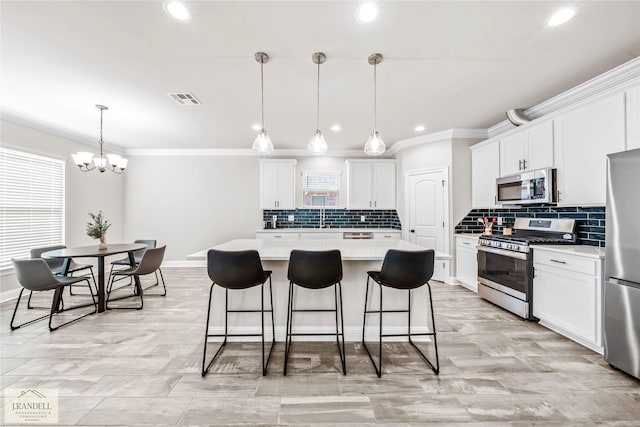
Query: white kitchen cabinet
533,247,604,353
554,92,626,206
259,159,296,209
372,231,401,240
626,83,640,150
299,232,343,239
455,235,479,292
471,139,500,208
346,160,395,209
500,120,554,176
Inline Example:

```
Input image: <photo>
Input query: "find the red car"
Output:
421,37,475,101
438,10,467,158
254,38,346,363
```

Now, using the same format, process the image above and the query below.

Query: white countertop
257,228,400,233
532,245,605,259
187,238,451,261
455,233,483,239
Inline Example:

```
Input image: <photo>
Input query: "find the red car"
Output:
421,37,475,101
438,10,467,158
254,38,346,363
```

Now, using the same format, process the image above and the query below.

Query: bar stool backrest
379,249,435,289
30,245,66,271
287,249,343,289
132,245,166,276
12,258,60,292
207,249,267,289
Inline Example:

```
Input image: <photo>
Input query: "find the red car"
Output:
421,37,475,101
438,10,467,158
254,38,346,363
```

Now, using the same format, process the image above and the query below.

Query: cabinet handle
463,242,470,245
550,259,567,264
519,160,522,170
274,235,282,238
383,235,392,239
369,201,372,208
374,201,377,208
557,190,562,202
523,159,527,170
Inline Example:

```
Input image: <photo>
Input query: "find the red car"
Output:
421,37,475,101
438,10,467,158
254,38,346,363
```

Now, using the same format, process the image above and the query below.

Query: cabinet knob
410,229,415,233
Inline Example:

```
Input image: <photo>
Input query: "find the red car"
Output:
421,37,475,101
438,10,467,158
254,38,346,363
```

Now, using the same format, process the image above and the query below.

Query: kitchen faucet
319,205,326,228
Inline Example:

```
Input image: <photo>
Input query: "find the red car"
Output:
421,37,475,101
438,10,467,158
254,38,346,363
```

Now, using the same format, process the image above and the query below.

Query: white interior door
408,170,446,252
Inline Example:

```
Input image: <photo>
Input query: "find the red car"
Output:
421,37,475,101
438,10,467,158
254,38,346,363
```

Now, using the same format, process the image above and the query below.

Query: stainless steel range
477,217,577,320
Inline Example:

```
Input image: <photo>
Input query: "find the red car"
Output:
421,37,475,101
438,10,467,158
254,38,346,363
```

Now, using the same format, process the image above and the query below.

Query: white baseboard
0,287,21,303
206,325,434,342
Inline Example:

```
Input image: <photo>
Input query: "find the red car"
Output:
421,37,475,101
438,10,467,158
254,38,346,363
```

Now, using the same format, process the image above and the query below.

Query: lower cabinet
256,231,299,240
455,235,479,292
533,247,604,353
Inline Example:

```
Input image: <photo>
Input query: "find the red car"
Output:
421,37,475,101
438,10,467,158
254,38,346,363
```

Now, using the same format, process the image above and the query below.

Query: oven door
477,246,531,301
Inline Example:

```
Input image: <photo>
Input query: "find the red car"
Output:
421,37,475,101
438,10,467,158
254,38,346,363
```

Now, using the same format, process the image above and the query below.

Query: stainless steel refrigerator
605,147,640,380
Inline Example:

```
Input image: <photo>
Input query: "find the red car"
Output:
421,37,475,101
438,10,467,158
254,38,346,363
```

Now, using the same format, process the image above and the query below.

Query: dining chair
202,249,275,377
11,258,97,331
284,249,346,375
30,245,97,298
362,249,439,377
108,239,165,296
105,245,166,310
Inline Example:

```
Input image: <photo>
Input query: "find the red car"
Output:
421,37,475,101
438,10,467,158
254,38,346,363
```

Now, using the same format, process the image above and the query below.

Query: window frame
301,170,342,208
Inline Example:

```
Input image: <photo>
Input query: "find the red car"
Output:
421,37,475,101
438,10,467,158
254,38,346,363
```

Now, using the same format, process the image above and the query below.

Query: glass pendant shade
93,157,107,168
364,129,386,156
73,152,94,166
307,129,328,155
253,129,274,154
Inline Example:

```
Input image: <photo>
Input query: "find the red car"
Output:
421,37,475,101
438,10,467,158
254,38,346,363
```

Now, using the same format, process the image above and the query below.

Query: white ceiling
1,1,639,153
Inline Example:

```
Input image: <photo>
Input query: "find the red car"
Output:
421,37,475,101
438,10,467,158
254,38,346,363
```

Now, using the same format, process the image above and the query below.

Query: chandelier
72,105,128,173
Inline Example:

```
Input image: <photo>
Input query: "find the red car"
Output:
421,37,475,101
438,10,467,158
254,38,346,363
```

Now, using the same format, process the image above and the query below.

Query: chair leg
142,268,167,296
407,283,439,375
362,277,383,377
69,267,97,297
335,282,346,375
11,289,51,330
202,284,229,376
48,280,98,332
283,281,294,376
105,273,143,310
260,279,277,376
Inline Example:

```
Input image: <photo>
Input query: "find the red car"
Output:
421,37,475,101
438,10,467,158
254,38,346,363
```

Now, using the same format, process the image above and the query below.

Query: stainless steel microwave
496,168,557,205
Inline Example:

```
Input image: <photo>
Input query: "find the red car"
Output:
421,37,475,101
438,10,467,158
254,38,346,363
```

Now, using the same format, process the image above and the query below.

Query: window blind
0,147,65,270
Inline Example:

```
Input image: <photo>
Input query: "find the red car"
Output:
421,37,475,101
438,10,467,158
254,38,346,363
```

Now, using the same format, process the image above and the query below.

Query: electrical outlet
360,215,366,222
497,217,503,226
288,215,294,222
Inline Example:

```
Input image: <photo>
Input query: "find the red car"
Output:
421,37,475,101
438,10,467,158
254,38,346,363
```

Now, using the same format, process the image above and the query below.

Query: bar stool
362,249,439,377
284,249,346,375
202,249,275,377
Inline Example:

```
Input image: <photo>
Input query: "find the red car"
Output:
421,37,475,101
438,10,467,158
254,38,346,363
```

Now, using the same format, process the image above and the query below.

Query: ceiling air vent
167,93,202,105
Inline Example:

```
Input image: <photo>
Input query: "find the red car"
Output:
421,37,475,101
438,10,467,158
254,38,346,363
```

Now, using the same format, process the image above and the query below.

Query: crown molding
125,147,377,158
488,56,640,139
0,108,126,155
386,128,488,155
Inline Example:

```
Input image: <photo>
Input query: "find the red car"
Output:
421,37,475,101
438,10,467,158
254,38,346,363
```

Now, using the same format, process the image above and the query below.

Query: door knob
410,229,415,233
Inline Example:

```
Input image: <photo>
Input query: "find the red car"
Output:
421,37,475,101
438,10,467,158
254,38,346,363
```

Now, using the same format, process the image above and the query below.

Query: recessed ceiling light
163,1,190,21
546,7,577,27
356,3,379,23
330,124,341,132
414,125,425,132
252,124,262,131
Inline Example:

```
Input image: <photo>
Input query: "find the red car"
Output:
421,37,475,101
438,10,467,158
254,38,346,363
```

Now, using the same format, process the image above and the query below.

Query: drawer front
456,236,479,248
373,232,401,240
299,232,343,240
534,249,597,275
256,232,299,240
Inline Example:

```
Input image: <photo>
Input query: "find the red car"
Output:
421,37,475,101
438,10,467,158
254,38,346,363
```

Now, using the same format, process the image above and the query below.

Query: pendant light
72,104,128,173
253,52,274,154
364,53,385,156
308,52,328,155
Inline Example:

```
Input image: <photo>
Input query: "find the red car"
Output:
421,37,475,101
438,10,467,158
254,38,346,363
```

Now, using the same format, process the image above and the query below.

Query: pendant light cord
374,61,377,130
99,107,104,159
260,60,265,130
316,61,320,130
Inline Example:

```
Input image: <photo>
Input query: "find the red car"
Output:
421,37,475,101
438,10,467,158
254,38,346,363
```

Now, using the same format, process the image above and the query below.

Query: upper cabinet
471,139,500,208
346,160,395,209
500,120,554,176
554,92,626,206
259,159,296,209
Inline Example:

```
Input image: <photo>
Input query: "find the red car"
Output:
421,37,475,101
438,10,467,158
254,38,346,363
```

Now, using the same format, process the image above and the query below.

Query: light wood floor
1,267,639,425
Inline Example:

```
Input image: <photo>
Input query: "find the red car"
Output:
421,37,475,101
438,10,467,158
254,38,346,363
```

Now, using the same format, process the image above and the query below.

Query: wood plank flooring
1,267,639,425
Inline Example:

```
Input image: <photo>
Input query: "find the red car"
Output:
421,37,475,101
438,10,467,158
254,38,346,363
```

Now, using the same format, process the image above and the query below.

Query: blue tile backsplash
263,209,402,230
454,206,606,247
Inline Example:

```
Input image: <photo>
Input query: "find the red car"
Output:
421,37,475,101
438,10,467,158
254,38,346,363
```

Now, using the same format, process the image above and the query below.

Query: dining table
43,243,147,313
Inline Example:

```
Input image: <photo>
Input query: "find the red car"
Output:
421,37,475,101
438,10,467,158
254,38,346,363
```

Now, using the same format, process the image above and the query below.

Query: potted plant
86,211,111,250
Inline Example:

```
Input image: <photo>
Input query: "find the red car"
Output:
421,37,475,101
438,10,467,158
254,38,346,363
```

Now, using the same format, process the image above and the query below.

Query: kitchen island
188,239,451,341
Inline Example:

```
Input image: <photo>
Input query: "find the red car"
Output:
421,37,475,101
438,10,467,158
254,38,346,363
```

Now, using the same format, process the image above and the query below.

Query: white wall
0,119,125,297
